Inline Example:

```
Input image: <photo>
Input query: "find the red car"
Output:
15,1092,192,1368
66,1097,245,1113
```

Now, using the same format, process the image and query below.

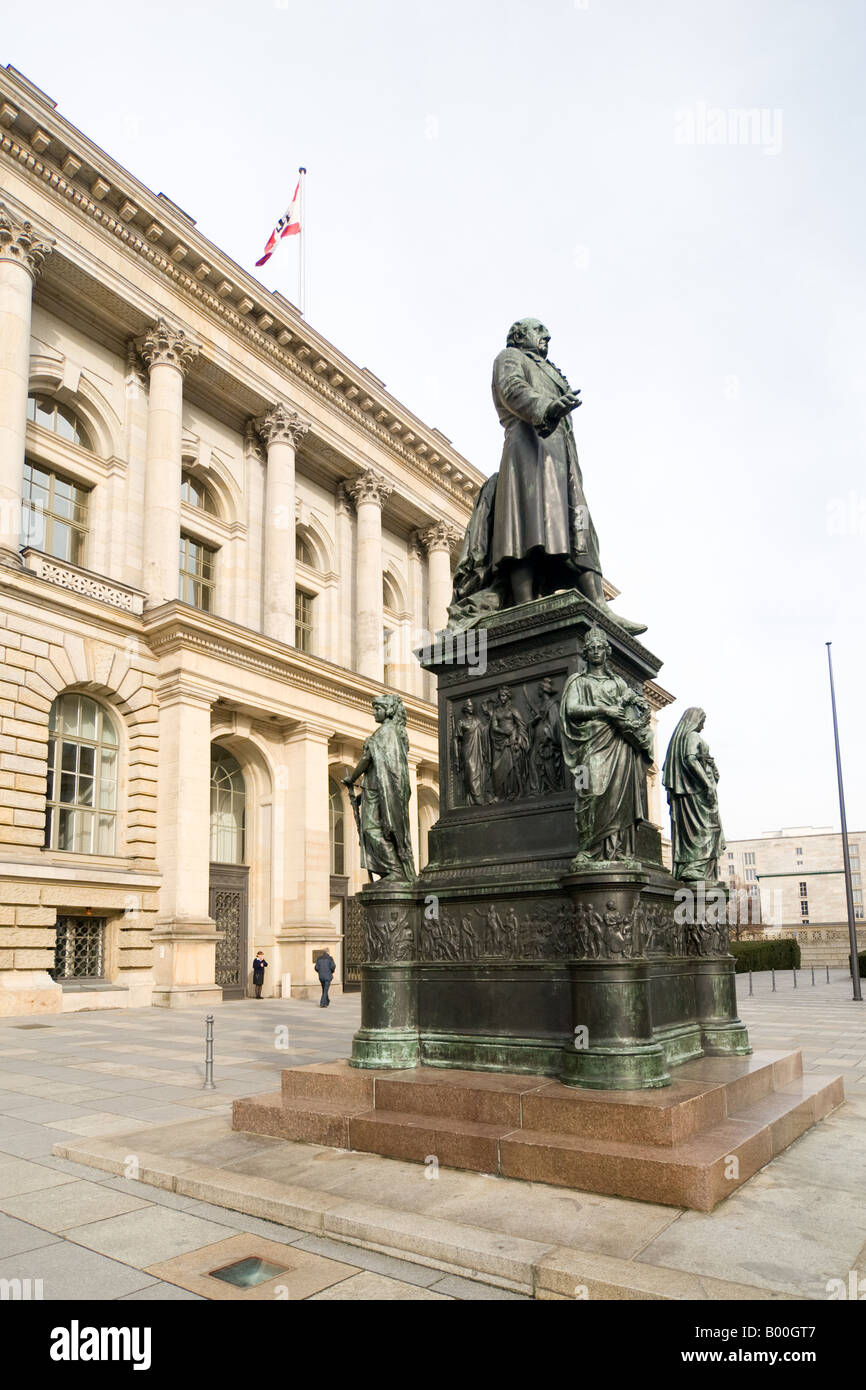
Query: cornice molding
0,201,53,280
255,402,311,450
0,102,482,511
142,603,437,738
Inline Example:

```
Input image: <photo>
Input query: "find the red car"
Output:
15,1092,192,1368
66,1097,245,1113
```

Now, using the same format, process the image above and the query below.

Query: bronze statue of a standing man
448,319,645,635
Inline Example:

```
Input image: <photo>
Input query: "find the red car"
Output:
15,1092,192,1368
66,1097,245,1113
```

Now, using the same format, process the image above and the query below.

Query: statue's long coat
490,347,601,576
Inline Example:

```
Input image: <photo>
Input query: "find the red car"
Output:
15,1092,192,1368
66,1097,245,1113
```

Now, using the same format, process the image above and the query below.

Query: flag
255,177,302,267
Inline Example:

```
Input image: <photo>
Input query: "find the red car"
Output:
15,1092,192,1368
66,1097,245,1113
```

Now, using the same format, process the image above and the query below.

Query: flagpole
298,166,307,317
826,641,863,1002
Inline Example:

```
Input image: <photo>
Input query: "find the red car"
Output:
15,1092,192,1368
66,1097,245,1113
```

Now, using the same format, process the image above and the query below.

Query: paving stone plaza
0,973,863,1301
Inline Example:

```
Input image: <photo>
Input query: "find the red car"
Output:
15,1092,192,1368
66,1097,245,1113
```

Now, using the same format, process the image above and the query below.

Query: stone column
334,483,354,668
277,720,341,998
0,206,53,566
347,468,393,681
151,678,221,1008
420,519,461,637
139,320,199,608
255,404,310,646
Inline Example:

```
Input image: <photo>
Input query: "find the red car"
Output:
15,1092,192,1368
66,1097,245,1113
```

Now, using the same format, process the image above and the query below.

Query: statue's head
680,705,706,733
497,685,512,704
507,318,550,357
463,698,474,714
372,693,406,726
583,626,611,664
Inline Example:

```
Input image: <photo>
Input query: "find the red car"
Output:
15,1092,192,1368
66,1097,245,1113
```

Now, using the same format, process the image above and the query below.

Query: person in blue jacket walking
314,950,336,1008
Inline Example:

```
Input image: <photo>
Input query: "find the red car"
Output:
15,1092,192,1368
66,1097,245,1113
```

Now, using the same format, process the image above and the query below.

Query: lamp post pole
826,642,862,1002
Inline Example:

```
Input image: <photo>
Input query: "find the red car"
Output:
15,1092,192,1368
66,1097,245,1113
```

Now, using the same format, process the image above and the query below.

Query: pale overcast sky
3,0,864,837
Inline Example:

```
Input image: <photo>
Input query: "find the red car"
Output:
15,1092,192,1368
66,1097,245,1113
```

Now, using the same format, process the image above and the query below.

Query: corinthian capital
255,402,310,449
139,319,200,376
0,205,54,281
418,519,463,555
346,468,393,510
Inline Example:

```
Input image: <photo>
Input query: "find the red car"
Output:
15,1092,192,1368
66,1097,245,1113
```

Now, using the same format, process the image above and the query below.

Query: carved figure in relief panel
526,677,566,793
482,685,531,801
451,698,490,805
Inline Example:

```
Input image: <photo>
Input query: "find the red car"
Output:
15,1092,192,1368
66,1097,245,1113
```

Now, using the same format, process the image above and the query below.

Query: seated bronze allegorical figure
447,318,646,636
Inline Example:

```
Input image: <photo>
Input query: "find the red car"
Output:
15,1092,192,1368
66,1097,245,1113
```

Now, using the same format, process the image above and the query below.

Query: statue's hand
341,776,354,789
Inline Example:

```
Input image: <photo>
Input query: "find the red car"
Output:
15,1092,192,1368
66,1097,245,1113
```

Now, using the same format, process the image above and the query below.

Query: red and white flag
255,177,302,267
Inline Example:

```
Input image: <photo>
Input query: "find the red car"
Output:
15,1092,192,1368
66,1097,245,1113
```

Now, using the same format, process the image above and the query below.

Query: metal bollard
203,1013,215,1090
811,966,815,987
826,965,830,985
749,968,753,997
771,968,776,992
793,968,797,989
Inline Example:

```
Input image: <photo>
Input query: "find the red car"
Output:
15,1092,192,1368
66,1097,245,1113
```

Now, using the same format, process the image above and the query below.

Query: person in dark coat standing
314,950,336,1008
251,952,268,999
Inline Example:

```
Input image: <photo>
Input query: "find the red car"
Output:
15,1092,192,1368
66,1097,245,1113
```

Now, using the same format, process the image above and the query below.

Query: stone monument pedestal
232,1052,843,1211
233,594,843,1205
351,594,749,1089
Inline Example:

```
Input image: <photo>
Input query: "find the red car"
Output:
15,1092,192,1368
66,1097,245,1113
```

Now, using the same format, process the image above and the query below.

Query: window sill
57,980,128,993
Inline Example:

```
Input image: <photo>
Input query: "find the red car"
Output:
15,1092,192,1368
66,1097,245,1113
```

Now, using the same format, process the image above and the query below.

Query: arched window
296,533,316,568
329,778,345,876
45,694,118,854
382,574,399,612
382,574,402,688
181,470,218,515
27,395,92,450
210,746,246,863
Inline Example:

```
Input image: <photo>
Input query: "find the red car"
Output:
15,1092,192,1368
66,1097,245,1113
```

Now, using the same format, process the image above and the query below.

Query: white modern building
724,826,864,927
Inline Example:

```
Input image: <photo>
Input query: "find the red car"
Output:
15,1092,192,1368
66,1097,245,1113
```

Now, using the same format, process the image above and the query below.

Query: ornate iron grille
344,896,363,988
213,889,243,989
52,917,106,980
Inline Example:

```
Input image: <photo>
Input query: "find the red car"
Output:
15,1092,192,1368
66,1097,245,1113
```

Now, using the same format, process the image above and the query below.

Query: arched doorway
209,745,249,998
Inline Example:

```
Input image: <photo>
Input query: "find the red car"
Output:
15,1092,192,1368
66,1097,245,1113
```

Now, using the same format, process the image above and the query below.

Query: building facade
723,826,865,928
0,65,672,1017
0,64,484,1015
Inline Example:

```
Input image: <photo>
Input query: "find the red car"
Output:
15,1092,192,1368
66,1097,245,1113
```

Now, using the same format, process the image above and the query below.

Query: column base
350,1028,421,1069
151,918,221,1007
560,1041,671,1090
151,984,224,1009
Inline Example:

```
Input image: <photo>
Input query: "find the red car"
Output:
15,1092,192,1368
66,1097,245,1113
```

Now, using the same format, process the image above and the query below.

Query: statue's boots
598,600,648,637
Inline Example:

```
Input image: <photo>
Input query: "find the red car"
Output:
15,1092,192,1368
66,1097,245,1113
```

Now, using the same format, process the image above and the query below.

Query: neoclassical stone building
0,66,673,1017
0,65,477,1014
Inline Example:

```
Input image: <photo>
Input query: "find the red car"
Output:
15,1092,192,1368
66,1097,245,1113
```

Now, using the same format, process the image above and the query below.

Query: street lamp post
826,642,862,1002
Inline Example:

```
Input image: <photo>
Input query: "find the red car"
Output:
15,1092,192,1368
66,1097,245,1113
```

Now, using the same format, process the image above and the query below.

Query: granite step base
232,1051,844,1212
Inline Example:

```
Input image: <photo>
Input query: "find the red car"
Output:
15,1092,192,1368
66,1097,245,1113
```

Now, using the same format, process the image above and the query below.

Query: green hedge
848,951,866,975
730,939,801,974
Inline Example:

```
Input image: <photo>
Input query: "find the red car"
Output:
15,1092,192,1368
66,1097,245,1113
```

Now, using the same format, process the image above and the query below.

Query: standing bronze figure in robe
560,626,654,864
343,694,416,883
663,707,725,883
